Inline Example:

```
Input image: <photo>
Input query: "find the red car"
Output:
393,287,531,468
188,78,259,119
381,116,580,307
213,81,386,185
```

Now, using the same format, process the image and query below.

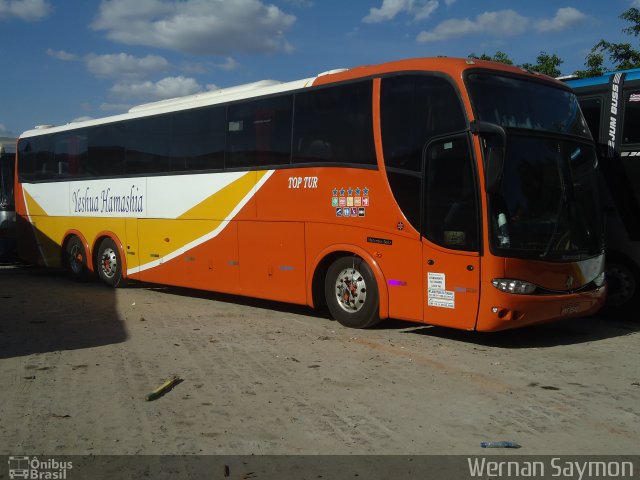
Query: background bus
15,58,605,331
0,137,16,259
565,71,640,309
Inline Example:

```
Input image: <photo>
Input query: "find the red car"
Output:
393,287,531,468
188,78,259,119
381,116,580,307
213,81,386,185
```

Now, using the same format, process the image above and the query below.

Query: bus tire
96,237,124,288
64,236,89,282
604,257,639,311
325,256,381,329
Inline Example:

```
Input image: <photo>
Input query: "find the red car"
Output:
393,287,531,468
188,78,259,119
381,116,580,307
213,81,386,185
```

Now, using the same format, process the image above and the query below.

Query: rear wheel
64,236,89,281
96,238,124,288
324,256,380,329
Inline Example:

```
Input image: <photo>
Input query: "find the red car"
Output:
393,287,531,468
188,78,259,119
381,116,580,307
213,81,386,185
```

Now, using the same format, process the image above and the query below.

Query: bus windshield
466,73,604,260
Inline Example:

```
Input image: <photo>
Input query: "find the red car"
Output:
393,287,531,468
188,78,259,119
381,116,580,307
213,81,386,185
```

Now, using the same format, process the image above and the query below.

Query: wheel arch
61,230,94,273
309,244,389,320
92,231,129,279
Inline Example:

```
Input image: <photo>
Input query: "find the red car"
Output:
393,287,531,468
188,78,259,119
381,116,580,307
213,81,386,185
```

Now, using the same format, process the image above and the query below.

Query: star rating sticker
332,188,338,196
340,188,345,196
355,188,361,196
347,188,353,196
363,187,369,195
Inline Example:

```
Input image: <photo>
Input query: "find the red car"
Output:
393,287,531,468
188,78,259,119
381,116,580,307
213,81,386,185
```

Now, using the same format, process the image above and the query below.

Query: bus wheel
96,238,124,288
605,259,638,309
64,236,89,281
325,256,380,329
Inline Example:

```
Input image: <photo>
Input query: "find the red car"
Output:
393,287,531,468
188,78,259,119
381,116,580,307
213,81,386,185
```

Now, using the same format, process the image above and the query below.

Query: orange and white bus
15,57,606,331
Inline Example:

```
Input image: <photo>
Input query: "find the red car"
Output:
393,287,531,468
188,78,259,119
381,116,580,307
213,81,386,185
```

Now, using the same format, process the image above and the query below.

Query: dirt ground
1,263,639,457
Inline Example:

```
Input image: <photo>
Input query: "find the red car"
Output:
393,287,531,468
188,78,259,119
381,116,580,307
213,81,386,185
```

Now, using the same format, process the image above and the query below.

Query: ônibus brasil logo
8,456,72,479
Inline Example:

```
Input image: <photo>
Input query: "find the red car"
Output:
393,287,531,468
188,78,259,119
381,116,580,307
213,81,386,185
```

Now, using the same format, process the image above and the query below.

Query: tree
521,52,564,77
573,51,605,78
468,51,513,65
576,7,640,77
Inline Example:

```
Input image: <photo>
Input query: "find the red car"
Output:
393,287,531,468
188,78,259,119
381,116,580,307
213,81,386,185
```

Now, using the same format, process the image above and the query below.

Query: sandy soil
1,263,639,457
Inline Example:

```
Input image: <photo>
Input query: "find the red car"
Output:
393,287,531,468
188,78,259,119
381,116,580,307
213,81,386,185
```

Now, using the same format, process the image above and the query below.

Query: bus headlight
593,271,605,287
491,278,537,295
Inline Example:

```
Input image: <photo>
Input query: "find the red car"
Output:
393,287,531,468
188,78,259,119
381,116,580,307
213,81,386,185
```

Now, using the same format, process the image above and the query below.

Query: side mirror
470,121,506,194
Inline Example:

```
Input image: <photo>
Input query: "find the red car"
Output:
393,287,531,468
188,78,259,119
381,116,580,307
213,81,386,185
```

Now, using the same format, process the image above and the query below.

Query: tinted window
578,97,602,142
54,132,88,178
171,107,225,171
381,75,466,171
467,73,590,138
88,124,125,176
17,136,53,181
293,81,376,165
125,116,172,174
380,75,466,232
424,136,478,251
227,95,293,169
623,92,640,144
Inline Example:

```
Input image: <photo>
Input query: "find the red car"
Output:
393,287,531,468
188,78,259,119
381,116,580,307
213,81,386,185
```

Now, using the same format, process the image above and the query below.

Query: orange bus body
14,58,606,331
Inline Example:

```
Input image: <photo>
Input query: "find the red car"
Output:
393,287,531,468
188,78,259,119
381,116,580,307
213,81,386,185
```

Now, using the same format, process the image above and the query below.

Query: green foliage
521,52,564,77
468,51,513,65
574,51,605,78
576,7,640,77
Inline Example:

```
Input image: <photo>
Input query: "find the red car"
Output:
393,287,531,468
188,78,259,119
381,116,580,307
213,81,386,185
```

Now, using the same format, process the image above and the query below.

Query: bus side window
227,95,293,169
292,81,376,166
424,136,478,251
623,92,640,144
578,97,602,142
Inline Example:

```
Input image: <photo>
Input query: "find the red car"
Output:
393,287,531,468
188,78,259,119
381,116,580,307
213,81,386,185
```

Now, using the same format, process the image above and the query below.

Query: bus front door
421,134,481,330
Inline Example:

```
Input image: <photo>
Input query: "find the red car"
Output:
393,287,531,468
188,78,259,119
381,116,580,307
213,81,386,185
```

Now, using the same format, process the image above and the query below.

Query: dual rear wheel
63,236,123,288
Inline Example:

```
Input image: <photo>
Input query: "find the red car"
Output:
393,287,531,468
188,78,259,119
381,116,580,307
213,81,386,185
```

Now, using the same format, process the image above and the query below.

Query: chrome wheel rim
334,267,367,313
100,247,118,279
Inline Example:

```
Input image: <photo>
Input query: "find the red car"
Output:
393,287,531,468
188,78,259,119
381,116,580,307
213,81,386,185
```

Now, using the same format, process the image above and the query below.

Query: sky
1,0,640,137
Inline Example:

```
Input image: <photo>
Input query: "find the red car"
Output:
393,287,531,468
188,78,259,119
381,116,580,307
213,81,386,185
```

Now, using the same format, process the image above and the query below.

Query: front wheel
324,256,380,329
96,238,125,288
605,259,639,310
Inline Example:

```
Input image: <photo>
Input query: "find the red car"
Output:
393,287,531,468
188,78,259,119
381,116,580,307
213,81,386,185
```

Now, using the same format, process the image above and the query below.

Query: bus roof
19,57,562,139
564,67,640,89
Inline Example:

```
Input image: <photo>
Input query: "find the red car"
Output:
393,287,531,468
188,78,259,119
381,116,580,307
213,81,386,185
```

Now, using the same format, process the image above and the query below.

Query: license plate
561,303,580,315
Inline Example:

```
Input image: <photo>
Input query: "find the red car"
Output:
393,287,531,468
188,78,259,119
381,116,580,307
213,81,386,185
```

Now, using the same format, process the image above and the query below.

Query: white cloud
214,57,240,71
92,0,296,55
0,0,51,21
0,123,10,135
535,7,586,32
418,9,529,42
46,49,79,61
86,53,170,79
363,0,438,23
109,76,211,101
